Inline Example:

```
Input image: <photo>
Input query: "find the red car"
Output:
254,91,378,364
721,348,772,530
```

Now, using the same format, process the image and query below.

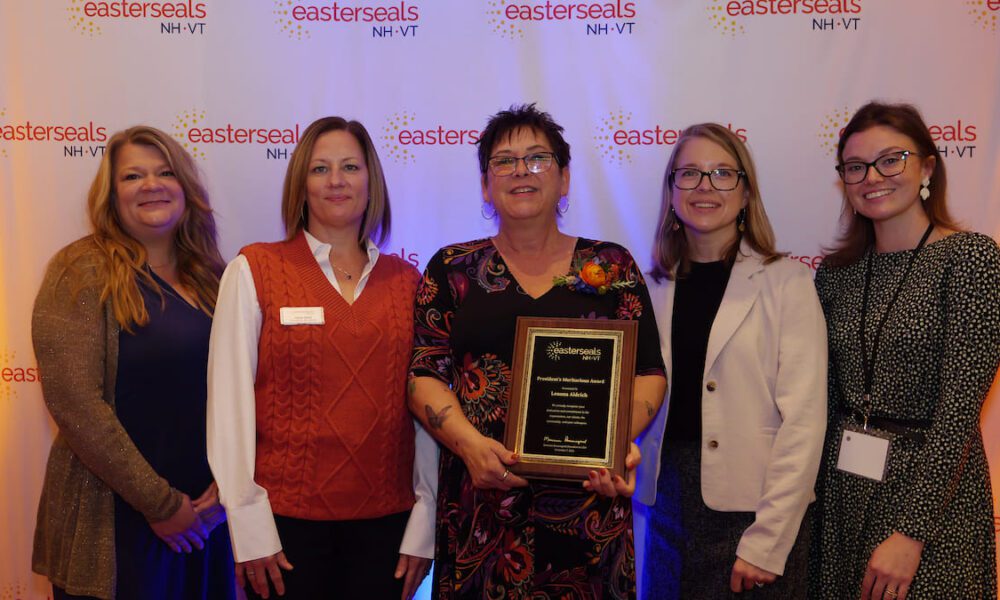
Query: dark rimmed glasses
836,150,918,185
670,167,745,191
487,152,557,177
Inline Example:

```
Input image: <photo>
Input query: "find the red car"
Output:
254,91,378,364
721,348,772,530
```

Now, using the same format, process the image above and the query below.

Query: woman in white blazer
635,123,828,599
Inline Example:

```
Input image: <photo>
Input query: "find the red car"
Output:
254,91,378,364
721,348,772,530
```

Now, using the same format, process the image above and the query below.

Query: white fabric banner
2,1,998,596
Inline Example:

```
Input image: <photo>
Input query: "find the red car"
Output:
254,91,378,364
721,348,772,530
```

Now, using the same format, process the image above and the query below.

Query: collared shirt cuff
399,499,436,559
226,498,282,563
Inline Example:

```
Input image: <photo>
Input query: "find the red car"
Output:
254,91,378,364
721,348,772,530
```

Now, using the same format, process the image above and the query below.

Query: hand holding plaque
503,317,637,481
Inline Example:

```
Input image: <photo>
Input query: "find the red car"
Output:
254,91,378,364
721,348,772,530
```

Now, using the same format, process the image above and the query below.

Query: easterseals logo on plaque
504,317,636,480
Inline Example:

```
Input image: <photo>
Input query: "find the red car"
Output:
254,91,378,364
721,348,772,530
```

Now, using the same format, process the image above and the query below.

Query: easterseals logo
171,109,302,160
817,108,979,161
545,340,602,362
485,0,637,40
0,107,7,158
0,108,110,159
593,110,748,165
1,581,29,600
272,1,421,40
966,0,999,32
379,111,481,164
817,107,852,156
0,349,40,403
66,0,208,37
930,118,978,160
706,0,862,36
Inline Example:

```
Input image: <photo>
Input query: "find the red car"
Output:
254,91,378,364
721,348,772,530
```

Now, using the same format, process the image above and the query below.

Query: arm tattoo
407,377,416,398
426,405,452,430
645,401,654,417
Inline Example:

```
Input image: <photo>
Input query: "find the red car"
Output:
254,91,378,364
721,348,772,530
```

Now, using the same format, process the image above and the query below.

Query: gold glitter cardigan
31,237,184,599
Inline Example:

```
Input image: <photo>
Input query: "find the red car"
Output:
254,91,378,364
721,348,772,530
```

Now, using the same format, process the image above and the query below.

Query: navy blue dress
112,271,235,600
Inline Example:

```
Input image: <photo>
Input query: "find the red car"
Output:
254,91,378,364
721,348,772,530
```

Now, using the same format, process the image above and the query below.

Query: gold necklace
330,262,356,281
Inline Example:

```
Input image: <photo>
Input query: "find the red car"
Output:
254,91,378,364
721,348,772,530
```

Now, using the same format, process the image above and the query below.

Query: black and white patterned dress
809,232,1000,599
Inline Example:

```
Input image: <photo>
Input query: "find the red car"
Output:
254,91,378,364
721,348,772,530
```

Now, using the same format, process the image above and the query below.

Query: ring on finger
501,469,510,481
246,569,256,575
885,590,898,599
754,581,764,588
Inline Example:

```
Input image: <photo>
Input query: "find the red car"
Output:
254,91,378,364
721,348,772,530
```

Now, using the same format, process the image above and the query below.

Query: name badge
279,307,325,325
836,427,890,482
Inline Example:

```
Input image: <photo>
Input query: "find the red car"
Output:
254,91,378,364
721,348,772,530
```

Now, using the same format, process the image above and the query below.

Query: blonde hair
281,116,391,247
651,123,781,282
81,125,223,331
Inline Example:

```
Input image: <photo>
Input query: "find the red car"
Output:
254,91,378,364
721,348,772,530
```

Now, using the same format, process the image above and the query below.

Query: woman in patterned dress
809,101,1000,599
407,104,667,599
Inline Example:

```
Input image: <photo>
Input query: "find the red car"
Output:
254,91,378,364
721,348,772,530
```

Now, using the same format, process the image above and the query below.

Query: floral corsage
553,257,635,295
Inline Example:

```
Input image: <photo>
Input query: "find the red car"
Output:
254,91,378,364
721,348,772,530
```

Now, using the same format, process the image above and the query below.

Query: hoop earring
920,177,931,201
556,197,569,216
481,202,497,220
737,208,747,233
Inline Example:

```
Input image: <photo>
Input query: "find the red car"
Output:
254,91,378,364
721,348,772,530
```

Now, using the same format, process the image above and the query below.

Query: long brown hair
281,116,391,247
651,123,781,282
74,125,223,331
825,101,960,267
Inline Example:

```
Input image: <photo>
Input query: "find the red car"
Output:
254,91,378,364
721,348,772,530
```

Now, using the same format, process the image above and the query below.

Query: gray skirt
642,438,812,600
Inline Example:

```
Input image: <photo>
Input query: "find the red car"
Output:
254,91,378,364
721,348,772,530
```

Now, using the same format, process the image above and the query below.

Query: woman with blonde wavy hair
32,125,235,600
636,123,827,599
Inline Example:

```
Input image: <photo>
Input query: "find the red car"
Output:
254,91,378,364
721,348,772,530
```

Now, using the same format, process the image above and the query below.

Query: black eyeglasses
487,152,557,177
836,151,917,185
670,168,745,191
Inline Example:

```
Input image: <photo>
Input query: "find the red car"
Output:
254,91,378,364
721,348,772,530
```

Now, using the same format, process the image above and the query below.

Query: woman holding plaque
207,116,436,600
635,123,827,599
407,103,667,599
809,102,999,599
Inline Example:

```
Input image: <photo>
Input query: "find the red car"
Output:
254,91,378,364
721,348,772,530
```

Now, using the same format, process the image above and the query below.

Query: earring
920,177,931,201
481,202,497,220
556,197,569,216
670,206,681,231
737,208,747,233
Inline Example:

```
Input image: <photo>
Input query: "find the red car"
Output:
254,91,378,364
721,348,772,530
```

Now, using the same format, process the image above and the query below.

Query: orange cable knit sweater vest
241,232,420,520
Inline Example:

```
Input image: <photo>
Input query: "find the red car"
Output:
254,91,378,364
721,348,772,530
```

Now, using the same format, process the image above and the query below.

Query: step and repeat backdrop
2,1,999,597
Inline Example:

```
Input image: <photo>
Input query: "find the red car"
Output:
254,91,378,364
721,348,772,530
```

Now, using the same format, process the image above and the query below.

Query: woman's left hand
861,532,924,600
583,442,640,498
192,481,226,536
730,557,778,592
395,553,432,600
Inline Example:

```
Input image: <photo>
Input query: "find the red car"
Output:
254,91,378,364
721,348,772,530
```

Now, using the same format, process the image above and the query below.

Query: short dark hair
476,103,571,173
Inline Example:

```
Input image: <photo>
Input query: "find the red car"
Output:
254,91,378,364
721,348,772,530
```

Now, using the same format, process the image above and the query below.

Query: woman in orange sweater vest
207,117,437,600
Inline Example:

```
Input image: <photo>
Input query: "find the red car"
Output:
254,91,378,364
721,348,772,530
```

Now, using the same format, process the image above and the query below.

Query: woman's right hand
148,493,208,553
237,552,294,599
456,429,528,490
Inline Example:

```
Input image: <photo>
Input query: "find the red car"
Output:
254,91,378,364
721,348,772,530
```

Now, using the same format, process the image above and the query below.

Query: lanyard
858,222,934,428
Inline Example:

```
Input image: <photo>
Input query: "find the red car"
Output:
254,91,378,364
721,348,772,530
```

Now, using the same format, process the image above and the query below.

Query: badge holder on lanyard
836,222,934,482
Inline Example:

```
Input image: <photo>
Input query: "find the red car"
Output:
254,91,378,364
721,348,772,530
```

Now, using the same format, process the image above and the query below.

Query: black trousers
244,511,410,600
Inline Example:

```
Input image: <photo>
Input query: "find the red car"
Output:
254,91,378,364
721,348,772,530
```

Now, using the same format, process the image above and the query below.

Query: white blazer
635,245,827,575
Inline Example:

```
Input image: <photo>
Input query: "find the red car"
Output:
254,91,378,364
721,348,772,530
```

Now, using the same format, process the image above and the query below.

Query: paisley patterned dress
410,237,664,599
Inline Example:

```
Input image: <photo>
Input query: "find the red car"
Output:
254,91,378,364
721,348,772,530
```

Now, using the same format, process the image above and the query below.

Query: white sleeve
398,420,438,559
206,255,281,563
735,266,828,575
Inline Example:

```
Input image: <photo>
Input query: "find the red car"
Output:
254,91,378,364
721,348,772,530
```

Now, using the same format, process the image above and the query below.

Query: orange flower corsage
553,258,634,295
